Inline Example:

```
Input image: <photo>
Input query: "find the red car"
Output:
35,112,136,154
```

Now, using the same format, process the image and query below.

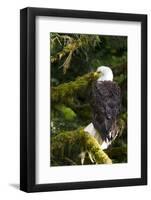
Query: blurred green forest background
50,33,127,165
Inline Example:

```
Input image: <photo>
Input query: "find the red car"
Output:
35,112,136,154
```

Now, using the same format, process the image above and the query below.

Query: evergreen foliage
50,33,127,165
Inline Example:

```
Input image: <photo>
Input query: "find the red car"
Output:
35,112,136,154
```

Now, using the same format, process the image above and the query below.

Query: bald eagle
84,66,121,150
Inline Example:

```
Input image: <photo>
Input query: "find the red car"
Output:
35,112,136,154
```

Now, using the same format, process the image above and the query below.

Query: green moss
55,104,76,121
51,72,100,106
51,128,112,166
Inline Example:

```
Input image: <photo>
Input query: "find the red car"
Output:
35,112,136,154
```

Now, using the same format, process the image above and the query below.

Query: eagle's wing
90,80,121,142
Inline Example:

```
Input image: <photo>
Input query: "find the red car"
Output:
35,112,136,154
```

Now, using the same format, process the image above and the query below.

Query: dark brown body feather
90,80,121,142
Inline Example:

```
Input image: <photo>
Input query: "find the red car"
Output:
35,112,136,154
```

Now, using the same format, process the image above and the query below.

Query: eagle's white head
96,66,113,82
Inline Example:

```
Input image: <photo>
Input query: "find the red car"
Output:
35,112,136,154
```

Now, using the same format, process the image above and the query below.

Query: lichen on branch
51,128,112,166
51,72,99,106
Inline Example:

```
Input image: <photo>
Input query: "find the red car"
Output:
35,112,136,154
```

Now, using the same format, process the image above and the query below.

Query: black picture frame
20,7,147,192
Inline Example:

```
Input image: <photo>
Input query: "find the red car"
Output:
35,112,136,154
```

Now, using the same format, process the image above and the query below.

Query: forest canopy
50,33,127,165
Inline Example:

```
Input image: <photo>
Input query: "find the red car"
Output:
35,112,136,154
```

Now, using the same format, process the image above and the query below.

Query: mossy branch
52,72,99,106
51,34,101,73
51,128,112,166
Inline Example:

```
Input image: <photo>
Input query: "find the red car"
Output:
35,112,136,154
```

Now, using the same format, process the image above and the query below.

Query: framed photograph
20,7,147,192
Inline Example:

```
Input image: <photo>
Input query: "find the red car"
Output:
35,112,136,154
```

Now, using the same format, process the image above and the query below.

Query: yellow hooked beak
94,72,98,76
94,71,102,77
